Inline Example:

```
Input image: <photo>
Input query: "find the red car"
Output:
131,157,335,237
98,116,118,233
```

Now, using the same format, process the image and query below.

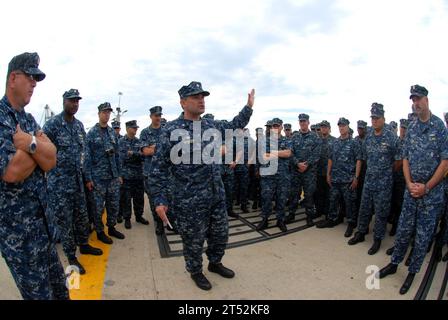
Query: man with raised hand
150,82,254,290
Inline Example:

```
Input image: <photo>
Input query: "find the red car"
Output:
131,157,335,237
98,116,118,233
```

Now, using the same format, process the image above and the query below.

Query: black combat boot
97,231,113,244
136,216,149,225
252,201,258,210
108,226,125,239
208,263,235,278
386,246,395,256
335,215,344,225
368,239,382,255
306,216,315,227
241,205,249,214
344,223,356,238
405,247,414,266
276,220,287,233
228,210,239,218
191,273,212,291
79,244,103,256
68,257,86,275
378,263,398,279
399,273,415,295
348,232,365,245
117,215,123,224
316,219,337,229
125,219,132,230
285,214,295,224
443,251,448,262
166,222,178,234
256,217,269,231
389,224,397,237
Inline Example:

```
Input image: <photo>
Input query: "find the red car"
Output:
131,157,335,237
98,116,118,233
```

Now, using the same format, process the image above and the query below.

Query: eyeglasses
14,72,36,81
272,124,281,128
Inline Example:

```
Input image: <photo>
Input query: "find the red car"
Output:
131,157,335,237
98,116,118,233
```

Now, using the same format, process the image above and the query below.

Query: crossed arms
2,124,56,183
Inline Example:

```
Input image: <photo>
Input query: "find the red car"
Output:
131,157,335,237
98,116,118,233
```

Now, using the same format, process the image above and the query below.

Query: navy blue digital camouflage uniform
140,124,168,223
0,95,69,300
391,113,448,273
316,129,336,217
112,123,125,221
251,132,265,208
84,120,121,234
220,140,235,216
118,134,145,221
357,110,400,240
354,122,367,213
389,123,407,231
260,132,292,222
442,114,448,248
150,100,252,275
204,114,236,216
43,111,90,261
289,123,322,219
328,132,362,224
233,134,254,208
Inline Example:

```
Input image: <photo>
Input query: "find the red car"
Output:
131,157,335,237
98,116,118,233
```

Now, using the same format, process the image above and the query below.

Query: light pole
118,92,123,108
114,92,127,123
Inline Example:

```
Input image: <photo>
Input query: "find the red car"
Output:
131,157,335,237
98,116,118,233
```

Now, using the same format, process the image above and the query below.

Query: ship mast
113,92,127,123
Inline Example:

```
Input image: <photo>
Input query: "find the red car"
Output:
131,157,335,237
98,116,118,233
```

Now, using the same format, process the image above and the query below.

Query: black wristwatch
28,135,37,154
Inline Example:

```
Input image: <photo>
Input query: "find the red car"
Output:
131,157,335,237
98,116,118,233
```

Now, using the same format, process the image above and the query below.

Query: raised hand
247,89,255,108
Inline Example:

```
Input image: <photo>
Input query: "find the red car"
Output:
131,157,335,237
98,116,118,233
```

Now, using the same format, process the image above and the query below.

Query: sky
1,0,448,136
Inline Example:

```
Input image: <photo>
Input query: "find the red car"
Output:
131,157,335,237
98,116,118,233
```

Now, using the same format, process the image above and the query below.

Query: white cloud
1,0,447,135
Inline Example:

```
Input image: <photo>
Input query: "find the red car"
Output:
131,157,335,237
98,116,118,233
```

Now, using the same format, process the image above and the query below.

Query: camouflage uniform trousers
355,167,366,213
122,178,145,220
315,174,330,217
118,185,126,220
357,181,393,240
84,178,95,225
392,190,443,273
47,174,90,260
328,183,357,225
261,175,290,221
91,178,120,233
221,171,234,214
289,169,316,217
174,189,228,274
389,174,406,228
234,166,249,206
248,165,261,205
0,202,69,300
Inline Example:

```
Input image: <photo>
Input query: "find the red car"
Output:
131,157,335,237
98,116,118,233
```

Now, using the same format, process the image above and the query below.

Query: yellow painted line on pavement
69,212,111,300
